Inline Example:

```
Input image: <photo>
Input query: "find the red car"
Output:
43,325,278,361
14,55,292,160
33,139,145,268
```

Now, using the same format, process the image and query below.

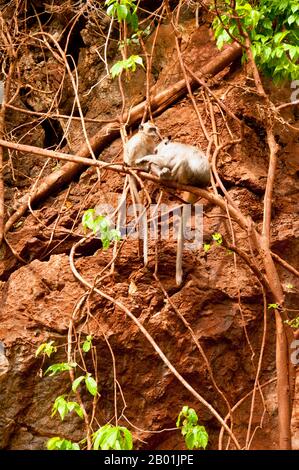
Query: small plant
51,396,84,421
72,373,98,397
203,233,223,254
268,303,280,310
35,341,57,358
82,335,93,353
212,232,223,245
105,0,138,30
119,25,151,49
44,362,77,376
82,209,121,249
92,424,133,450
176,406,209,450
47,437,80,450
285,317,299,329
212,0,299,82
110,55,144,78
203,242,211,253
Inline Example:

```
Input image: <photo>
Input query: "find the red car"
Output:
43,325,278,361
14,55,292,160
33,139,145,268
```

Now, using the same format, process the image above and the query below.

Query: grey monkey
136,137,210,186
124,122,160,166
121,122,160,266
136,137,210,285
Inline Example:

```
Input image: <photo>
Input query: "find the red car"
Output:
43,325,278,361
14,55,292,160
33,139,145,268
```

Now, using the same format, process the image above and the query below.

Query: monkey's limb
137,154,170,168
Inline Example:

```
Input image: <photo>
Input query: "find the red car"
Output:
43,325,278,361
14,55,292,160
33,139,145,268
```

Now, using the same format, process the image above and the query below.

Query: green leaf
110,61,125,78
92,425,133,450
128,11,139,30
82,209,96,231
67,402,84,419
176,406,208,450
285,316,299,328
203,243,211,253
52,396,68,420
44,362,76,376
82,335,93,353
72,375,85,392
36,341,57,358
185,425,208,450
106,4,116,17
85,374,98,396
116,4,128,22
212,232,223,245
47,437,80,450
273,31,290,44
268,303,279,310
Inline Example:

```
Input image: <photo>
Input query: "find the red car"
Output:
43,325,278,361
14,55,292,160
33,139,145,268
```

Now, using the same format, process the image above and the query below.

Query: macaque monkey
136,137,210,285
122,122,160,266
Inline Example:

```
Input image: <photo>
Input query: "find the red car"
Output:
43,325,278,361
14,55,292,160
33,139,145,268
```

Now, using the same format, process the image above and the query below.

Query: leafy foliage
52,396,84,420
82,335,93,353
268,303,280,310
72,373,98,396
47,437,80,450
176,406,209,450
92,424,133,450
212,0,299,82
44,362,76,376
82,209,121,249
212,232,223,245
110,55,144,78
285,317,299,328
35,341,57,358
203,242,211,253
119,25,151,49
105,0,138,30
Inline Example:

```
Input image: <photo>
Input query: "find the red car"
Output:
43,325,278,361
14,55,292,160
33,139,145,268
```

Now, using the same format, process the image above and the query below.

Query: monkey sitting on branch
136,137,211,286
121,122,160,266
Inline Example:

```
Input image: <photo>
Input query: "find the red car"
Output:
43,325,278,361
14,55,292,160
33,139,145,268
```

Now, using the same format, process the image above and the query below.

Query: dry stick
271,252,299,279
3,42,242,236
245,288,268,449
276,99,299,111
174,35,210,142
139,6,163,122
218,377,276,450
223,241,270,292
5,104,117,124
0,18,16,245
223,204,255,450
185,64,243,129
211,141,240,210
69,237,241,449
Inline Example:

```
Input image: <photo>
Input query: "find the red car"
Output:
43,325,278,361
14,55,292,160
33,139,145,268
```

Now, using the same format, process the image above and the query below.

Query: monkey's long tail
176,204,188,286
128,175,148,267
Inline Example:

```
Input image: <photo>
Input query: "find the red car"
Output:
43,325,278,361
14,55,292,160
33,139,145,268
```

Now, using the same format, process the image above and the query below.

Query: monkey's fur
136,137,210,186
124,122,160,166
122,122,160,266
137,137,210,286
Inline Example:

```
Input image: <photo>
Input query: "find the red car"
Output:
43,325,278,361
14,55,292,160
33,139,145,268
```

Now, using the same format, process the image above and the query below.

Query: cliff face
0,1,298,450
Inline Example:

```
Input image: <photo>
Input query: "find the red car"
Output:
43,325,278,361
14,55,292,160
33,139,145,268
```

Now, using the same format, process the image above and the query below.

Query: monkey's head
139,121,160,138
154,136,171,154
